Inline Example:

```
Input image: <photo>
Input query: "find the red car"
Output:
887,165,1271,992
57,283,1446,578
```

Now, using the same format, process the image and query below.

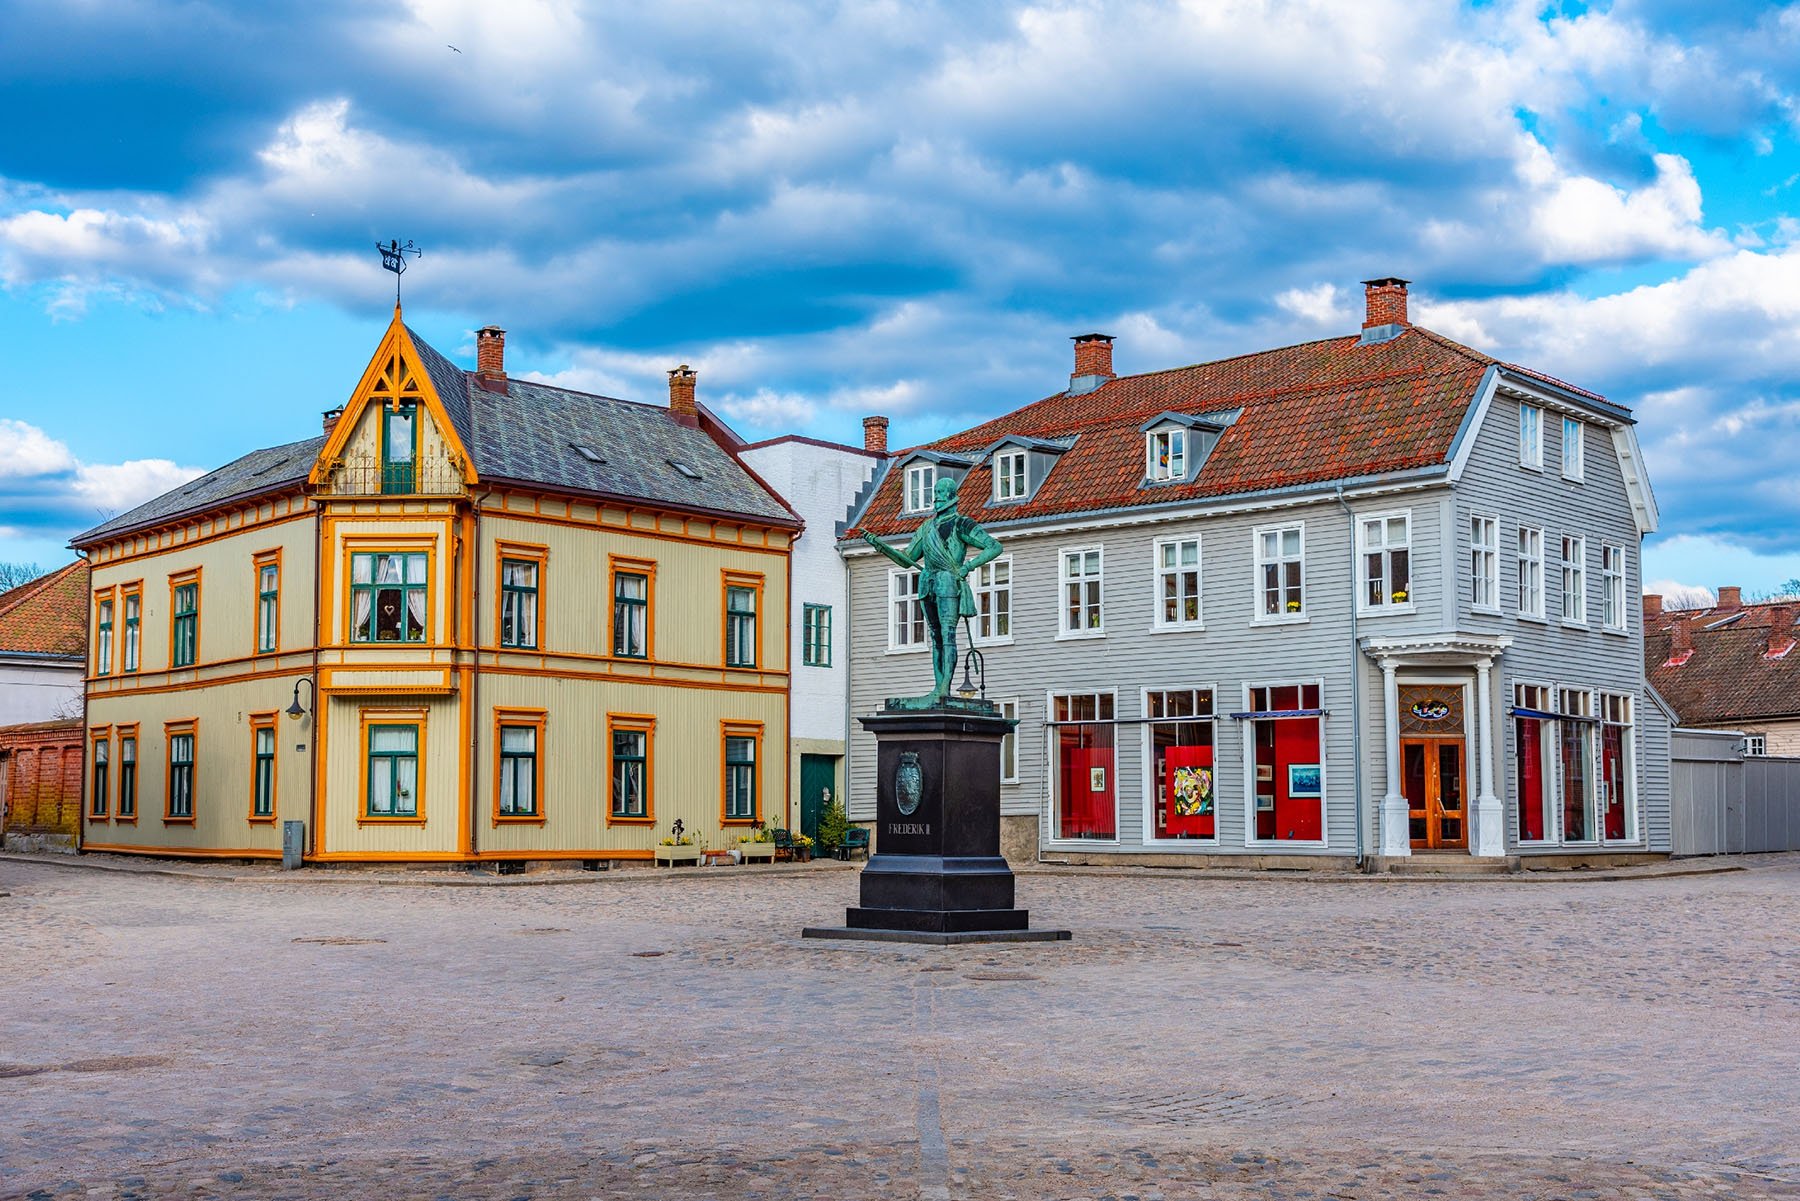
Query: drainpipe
1334,487,1365,871
467,497,486,861
307,502,323,858
77,548,90,855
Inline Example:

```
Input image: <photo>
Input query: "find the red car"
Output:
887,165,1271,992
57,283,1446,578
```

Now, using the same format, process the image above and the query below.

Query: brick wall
0,719,83,847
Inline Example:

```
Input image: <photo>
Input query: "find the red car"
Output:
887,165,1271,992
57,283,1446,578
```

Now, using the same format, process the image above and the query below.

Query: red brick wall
0,722,83,838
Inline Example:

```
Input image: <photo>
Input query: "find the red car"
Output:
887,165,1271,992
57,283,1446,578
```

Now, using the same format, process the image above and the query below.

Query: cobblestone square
2,857,1798,1199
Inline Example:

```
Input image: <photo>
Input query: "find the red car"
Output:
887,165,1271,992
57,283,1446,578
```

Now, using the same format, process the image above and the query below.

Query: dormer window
1147,429,1186,481
904,463,936,513
994,450,1027,502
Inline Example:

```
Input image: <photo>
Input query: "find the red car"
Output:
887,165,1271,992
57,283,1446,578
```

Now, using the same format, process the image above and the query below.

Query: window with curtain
351,553,428,643
95,598,113,675
725,734,757,820
611,725,649,818
500,558,539,649
257,563,279,653
1060,548,1104,635
167,732,195,819
725,585,757,667
972,559,1011,642
993,450,1027,501
1360,513,1411,608
1155,537,1201,628
1255,525,1304,618
613,571,648,658
253,725,276,818
123,592,141,672
366,725,419,816
498,725,538,817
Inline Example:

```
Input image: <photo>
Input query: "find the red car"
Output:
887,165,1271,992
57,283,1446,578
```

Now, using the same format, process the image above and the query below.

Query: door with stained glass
1399,685,1468,850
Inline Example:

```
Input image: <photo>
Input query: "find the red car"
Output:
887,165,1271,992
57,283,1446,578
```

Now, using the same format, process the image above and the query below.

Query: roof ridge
505,375,645,409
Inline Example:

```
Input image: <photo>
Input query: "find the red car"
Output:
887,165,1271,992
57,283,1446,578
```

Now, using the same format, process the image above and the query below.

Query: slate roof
853,326,1507,537
73,325,795,547
1645,602,1800,725
0,560,89,658
75,438,325,544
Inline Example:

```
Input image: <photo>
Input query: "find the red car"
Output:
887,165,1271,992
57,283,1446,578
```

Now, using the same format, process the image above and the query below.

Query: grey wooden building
843,279,1669,867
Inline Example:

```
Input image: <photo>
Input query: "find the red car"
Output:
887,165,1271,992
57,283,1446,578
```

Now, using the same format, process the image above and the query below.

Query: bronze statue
861,476,1003,709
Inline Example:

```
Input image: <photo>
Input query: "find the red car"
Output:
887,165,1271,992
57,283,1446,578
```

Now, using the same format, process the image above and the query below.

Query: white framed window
1255,523,1305,620
1470,514,1499,612
903,463,936,513
1059,547,1105,637
1600,692,1637,843
1601,543,1626,631
888,569,925,652
1513,681,1554,843
1561,416,1584,481
1242,681,1325,845
1358,512,1412,611
1516,526,1544,619
1560,535,1586,625
993,450,1027,502
1143,687,1216,843
998,699,1019,783
1146,428,1186,482
971,558,1012,644
1558,687,1597,842
1153,536,1202,628
1519,402,1543,469
1745,734,1767,757
1049,690,1117,841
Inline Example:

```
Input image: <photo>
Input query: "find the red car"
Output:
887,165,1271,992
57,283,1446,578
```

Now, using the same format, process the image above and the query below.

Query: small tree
0,562,47,593
817,796,849,850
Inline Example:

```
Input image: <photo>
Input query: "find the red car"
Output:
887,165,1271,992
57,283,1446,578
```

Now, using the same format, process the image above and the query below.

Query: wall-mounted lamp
285,677,316,720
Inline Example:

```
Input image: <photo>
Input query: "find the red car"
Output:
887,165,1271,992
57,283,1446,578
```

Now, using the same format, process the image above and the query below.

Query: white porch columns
1472,657,1505,857
1379,656,1410,856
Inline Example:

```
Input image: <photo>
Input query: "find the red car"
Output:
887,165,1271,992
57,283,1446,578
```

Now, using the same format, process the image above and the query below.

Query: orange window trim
253,548,283,656
357,707,429,825
605,712,657,826
719,719,765,826
119,581,143,675
494,541,549,651
92,586,117,678
341,538,437,649
89,725,112,820
114,723,140,823
720,569,765,670
247,711,279,824
609,555,658,662
163,718,198,824
492,707,548,826
168,567,202,669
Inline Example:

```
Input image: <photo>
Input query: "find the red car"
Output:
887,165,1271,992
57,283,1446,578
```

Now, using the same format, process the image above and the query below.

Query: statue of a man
862,476,1004,707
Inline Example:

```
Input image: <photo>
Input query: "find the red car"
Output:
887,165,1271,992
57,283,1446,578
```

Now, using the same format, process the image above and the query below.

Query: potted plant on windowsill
654,819,703,866
736,825,777,862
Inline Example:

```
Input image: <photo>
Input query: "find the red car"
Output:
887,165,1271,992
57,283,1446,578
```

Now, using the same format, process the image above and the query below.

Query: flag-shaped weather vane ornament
377,239,421,304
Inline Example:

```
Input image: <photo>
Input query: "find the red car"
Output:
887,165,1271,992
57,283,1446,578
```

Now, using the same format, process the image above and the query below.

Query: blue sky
3,0,1800,604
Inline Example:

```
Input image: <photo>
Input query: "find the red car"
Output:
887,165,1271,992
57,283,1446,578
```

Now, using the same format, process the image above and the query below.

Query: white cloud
1275,283,1346,326
72,460,205,514
0,420,204,533
0,418,78,476
716,388,816,428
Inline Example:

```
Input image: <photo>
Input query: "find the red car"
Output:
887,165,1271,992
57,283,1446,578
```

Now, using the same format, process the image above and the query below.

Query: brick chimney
476,326,507,393
862,415,889,454
1362,278,1411,329
1643,593,1664,620
1717,585,1742,611
668,365,698,427
322,407,345,437
1069,333,1115,396
1670,620,1692,654
1767,605,1797,659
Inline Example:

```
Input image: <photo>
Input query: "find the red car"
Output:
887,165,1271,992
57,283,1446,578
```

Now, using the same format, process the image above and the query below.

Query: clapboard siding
1452,389,1669,852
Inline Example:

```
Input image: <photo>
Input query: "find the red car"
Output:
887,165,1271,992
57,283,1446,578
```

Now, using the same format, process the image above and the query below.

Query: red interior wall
1518,719,1543,840
1273,718,1322,841
1163,744,1214,837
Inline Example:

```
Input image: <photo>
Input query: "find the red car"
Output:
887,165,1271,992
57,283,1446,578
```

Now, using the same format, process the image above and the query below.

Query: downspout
1334,487,1365,871
76,548,90,855
785,520,800,834
307,501,323,858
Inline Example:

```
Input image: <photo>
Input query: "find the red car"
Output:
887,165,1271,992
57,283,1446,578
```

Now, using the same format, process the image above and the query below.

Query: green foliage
817,796,849,848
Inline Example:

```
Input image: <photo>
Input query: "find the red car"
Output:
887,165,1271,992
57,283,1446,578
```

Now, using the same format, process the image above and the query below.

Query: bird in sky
448,44,461,53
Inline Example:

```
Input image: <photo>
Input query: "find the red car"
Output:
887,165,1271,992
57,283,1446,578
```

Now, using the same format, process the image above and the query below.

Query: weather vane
376,239,422,303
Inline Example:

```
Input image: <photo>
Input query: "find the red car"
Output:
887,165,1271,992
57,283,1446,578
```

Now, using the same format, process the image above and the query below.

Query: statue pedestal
803,708,1070,946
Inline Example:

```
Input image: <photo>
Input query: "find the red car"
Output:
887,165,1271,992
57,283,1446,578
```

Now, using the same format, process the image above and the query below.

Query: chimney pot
323,407,345,437
668,364,699,427
1643,593,1664,619
1361,277,1411,329
862,415,889,454
1717,585,1742,611
1070,333,1115,395
476,325,507,392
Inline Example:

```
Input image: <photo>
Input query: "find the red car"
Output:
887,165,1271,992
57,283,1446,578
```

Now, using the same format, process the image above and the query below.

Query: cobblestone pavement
3,858,1798,1199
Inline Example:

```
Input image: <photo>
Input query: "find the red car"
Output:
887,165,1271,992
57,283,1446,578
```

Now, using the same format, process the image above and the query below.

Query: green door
800,755,836,845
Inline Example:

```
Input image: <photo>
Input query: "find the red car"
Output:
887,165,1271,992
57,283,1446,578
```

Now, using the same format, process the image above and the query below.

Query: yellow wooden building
75,309,798,864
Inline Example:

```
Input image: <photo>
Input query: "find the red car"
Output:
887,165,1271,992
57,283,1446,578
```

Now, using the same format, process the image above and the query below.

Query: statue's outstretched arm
860,528,917,569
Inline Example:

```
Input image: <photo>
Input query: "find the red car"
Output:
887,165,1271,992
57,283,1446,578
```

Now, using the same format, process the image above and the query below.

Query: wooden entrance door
1402,738,1467,849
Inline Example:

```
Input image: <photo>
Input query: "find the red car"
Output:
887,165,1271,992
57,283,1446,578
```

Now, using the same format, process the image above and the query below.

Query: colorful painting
1288,763,1322,798
1172,766,1213,817
1089,766,1107,793
1255,792,1275,812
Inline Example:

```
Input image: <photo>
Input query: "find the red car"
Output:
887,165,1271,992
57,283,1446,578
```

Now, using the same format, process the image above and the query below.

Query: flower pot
654,844,702,866
738,842,776,862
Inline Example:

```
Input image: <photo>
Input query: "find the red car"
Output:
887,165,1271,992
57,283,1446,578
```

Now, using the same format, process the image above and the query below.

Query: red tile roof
0,561,89,658
854,326,1499,536
1646,602,1800,725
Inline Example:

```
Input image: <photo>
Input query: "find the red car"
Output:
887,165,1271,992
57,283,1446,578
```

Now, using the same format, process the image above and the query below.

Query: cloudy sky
2,0,1799,602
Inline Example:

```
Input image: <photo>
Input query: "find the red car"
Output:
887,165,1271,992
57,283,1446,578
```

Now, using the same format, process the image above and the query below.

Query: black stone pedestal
802,707,1070,946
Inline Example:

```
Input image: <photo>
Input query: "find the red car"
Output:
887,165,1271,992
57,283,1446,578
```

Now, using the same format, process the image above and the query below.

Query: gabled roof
1646,601,1800,725
74,314,796,547
854,325,1506,537
0,560,89,659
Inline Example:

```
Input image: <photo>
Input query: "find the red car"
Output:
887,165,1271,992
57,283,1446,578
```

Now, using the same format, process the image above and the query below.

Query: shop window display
1053,692,1115,839
1248,683,1322,841
1147,689,1214,839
